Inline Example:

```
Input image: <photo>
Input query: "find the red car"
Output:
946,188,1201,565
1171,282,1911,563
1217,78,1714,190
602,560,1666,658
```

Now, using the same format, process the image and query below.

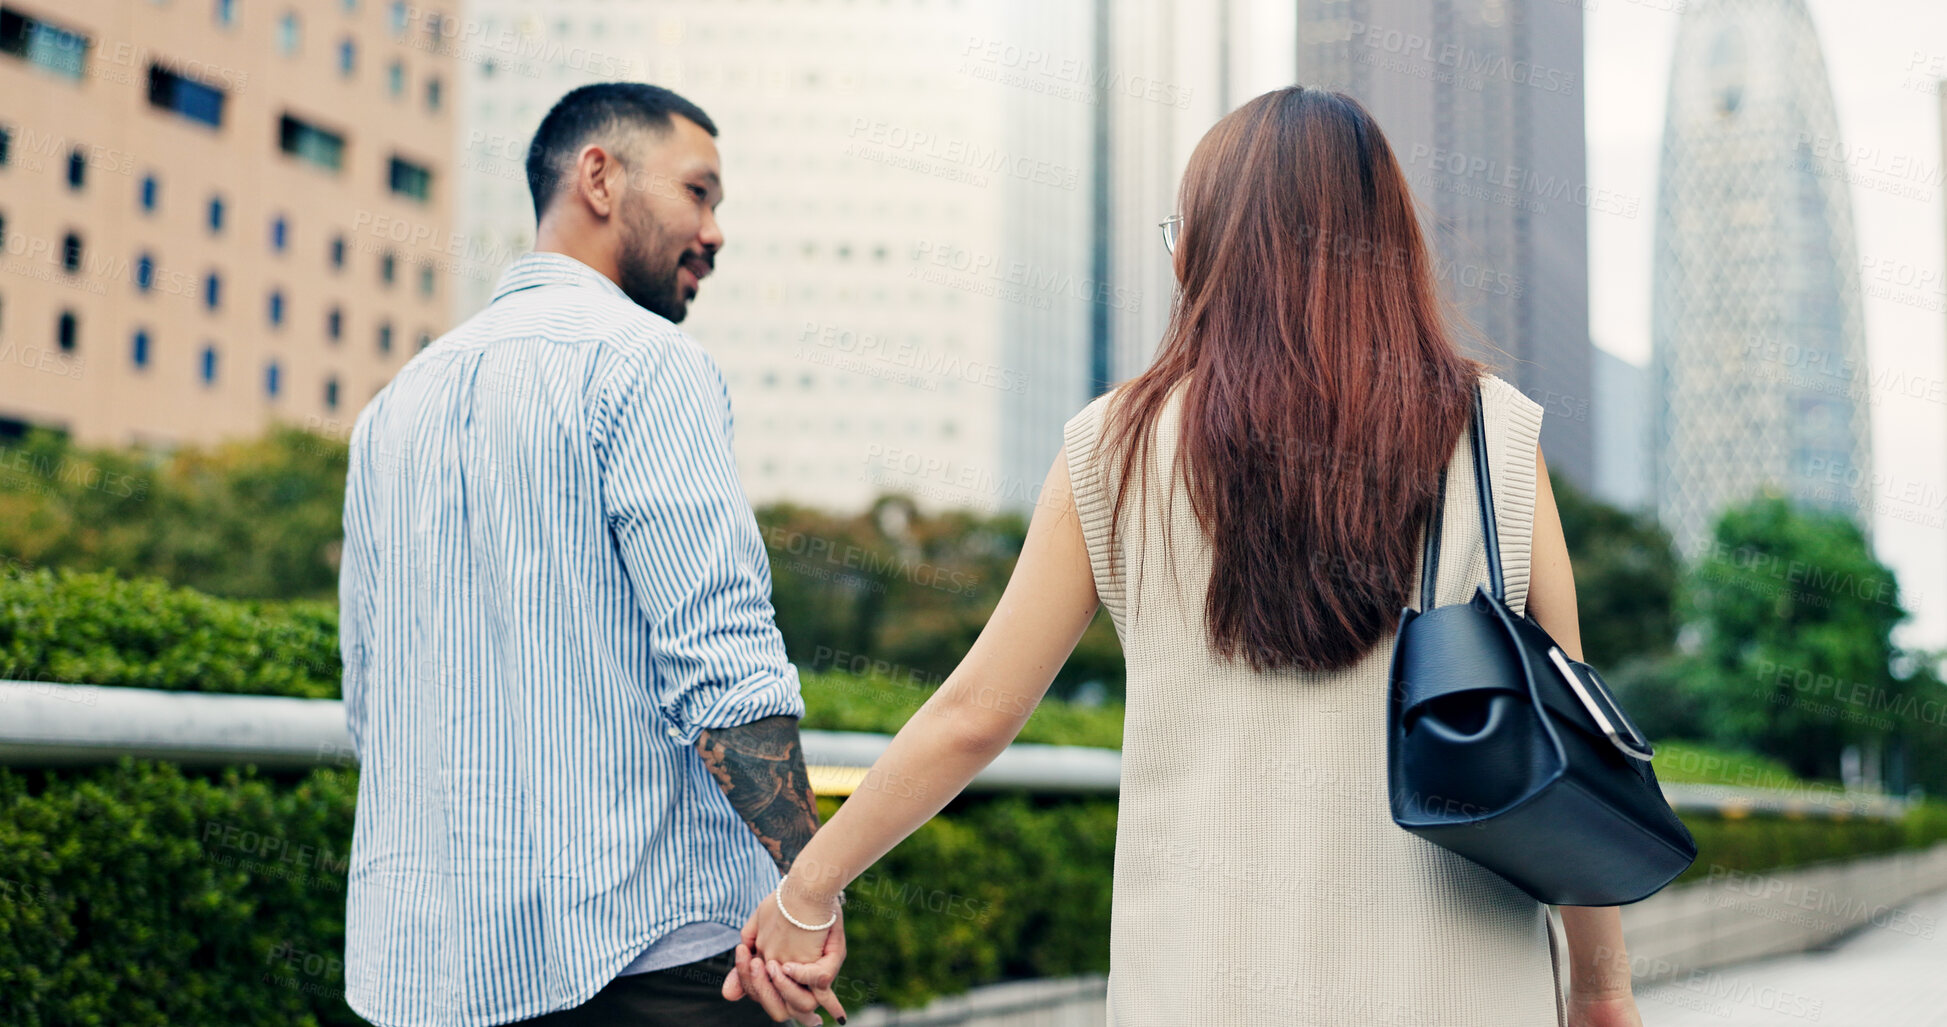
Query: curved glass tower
1651,0,1873,556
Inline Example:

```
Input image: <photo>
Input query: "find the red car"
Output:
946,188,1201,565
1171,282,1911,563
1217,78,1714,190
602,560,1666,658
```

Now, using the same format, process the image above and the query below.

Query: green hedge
0,569,339,698
0,761,360,1027
1673,807,1947,886
0,761,1109,1025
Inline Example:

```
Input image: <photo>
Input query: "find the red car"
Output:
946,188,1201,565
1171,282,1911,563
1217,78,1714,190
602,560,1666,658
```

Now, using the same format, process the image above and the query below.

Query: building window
203,271,221,309
387,156,431,203
388,0,407,36
329,234,346,269
276,12,301,56
341,0,357,11
377,321,392,354
279,114,345,171
415,330,430,352
57,310,77,351
424,75,441,113
147,64,227,128
66,148,84,189
207,194,225,233
139,174,160,212
267,289,284,326
337,37,355,76
200,344,218,384
386,60,403,97
132,329,151,368
379,250,395,285
418,262,435,297
60,231,81,272
324,376,340,410
270,215,288,252
265,361,281,398
0,124,10,164
135,253,155,292
326,305,342,341
214,0,236,27
0,7,90,80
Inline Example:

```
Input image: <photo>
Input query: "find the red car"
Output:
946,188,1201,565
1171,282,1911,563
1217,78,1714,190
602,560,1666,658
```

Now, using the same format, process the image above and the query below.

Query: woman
728,87,1644,1027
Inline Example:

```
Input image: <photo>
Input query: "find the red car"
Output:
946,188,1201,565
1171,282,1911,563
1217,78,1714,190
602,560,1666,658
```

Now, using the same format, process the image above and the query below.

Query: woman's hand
748,882,840,967
1567,989,1643,1027
723,892,849,1024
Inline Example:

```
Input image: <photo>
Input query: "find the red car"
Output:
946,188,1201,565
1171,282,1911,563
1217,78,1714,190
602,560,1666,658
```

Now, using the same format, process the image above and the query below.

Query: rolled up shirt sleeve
595,337,805,744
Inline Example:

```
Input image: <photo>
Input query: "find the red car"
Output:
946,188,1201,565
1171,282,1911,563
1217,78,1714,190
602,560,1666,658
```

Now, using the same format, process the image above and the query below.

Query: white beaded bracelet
774,874,839,932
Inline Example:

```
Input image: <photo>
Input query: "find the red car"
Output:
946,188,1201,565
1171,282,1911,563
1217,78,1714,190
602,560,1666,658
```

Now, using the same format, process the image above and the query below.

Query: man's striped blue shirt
339,252,803,1026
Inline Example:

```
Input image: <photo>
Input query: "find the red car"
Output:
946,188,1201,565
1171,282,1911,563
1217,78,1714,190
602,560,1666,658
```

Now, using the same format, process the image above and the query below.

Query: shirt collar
490,251,633,305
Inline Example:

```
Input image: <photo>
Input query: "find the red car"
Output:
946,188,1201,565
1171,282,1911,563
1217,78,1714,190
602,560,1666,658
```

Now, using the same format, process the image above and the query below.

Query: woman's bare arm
1526,445,1639,1006
766,450,1101,914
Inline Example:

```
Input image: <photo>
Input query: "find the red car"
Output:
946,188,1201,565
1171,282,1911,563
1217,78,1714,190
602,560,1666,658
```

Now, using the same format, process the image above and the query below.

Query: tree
1675,492,1905,781
0,427,347,601
755,496,1126,700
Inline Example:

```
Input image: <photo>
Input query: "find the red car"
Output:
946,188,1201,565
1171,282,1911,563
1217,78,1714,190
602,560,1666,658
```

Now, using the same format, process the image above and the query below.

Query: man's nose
698,206,725,255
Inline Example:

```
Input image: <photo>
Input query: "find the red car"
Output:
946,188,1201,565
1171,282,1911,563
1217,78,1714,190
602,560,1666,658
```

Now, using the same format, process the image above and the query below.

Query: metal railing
0,679,1121,795
0,679,1908,817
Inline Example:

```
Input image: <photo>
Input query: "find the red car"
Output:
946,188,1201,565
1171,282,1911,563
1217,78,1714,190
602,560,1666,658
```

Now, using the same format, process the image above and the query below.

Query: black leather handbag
1386,382,1697,906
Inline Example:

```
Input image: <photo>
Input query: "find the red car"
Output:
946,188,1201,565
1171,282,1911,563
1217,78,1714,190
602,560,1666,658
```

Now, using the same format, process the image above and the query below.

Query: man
340,83,843,1027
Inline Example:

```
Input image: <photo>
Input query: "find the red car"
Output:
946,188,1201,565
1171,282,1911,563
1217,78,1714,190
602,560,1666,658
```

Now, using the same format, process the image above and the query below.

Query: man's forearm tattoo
696,715,821,873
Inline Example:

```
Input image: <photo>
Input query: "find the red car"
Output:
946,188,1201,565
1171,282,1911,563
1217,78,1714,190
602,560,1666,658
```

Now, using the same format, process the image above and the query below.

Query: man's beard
617,210,694,323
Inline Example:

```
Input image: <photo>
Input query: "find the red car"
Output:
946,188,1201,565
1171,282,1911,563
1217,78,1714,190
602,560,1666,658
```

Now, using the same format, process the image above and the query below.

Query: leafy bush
0,568,339,697
0,761,1108,1024
0,761,360,1027
1673,806,1947,886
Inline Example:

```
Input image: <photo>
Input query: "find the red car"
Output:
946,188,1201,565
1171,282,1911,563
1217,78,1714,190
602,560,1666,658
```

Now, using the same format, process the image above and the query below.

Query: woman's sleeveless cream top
1062,373,1565,1027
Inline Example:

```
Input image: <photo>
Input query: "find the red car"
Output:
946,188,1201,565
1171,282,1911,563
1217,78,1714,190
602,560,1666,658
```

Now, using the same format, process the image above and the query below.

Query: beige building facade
0,0,455,448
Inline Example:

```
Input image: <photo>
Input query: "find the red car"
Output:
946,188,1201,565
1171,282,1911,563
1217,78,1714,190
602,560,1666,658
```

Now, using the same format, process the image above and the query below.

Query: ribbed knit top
1063,373,1563,1027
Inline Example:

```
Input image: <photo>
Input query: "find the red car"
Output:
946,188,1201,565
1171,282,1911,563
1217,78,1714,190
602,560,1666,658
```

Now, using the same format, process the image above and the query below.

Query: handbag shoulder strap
1416,380,1504,610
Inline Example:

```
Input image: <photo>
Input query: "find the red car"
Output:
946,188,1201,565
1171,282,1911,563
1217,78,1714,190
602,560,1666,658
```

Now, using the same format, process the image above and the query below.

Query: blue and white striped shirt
339,252,804,1026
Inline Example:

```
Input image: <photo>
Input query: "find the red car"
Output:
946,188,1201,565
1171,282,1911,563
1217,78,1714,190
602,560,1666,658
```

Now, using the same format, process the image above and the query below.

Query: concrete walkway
1638,887,1947,1026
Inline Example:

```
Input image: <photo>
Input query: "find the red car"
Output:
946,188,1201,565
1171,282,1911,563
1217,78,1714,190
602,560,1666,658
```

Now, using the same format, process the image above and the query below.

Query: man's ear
573,143,622,221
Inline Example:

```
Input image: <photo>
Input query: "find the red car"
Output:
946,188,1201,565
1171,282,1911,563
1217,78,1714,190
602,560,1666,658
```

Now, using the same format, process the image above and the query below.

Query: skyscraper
1650,0,1874,556
1289,0,1597,491
0,0,457,447
1592,347,1651,511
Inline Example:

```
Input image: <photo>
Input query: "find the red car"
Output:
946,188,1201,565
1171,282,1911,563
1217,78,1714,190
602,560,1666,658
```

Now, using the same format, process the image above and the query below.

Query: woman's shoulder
1065,376,1193,431
1477,371,1546,429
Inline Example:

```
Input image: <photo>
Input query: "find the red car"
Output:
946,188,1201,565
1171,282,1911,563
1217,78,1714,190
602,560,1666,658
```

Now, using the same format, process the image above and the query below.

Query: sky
1585,0,1947,652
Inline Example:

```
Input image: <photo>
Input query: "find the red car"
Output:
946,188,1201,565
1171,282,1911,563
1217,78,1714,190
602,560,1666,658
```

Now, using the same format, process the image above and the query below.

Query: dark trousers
506,948,780,1026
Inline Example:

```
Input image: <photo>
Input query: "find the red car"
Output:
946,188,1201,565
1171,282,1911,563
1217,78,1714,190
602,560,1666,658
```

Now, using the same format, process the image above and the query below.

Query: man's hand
722,906,849,1024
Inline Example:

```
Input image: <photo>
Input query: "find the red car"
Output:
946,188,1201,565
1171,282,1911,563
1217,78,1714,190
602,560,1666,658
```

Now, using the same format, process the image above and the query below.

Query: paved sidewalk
1637,887,1947,1026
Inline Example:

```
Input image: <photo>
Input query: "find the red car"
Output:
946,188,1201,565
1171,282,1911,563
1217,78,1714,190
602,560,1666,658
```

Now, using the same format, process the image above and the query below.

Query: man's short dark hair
524,83,718,222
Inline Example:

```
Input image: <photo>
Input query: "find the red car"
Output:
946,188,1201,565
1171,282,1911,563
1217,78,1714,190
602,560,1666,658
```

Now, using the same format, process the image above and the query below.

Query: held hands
721,885,850,1025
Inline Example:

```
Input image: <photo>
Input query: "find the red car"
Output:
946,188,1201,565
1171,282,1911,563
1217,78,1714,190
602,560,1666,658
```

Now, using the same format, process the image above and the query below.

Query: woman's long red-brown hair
1102,86,1489,674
